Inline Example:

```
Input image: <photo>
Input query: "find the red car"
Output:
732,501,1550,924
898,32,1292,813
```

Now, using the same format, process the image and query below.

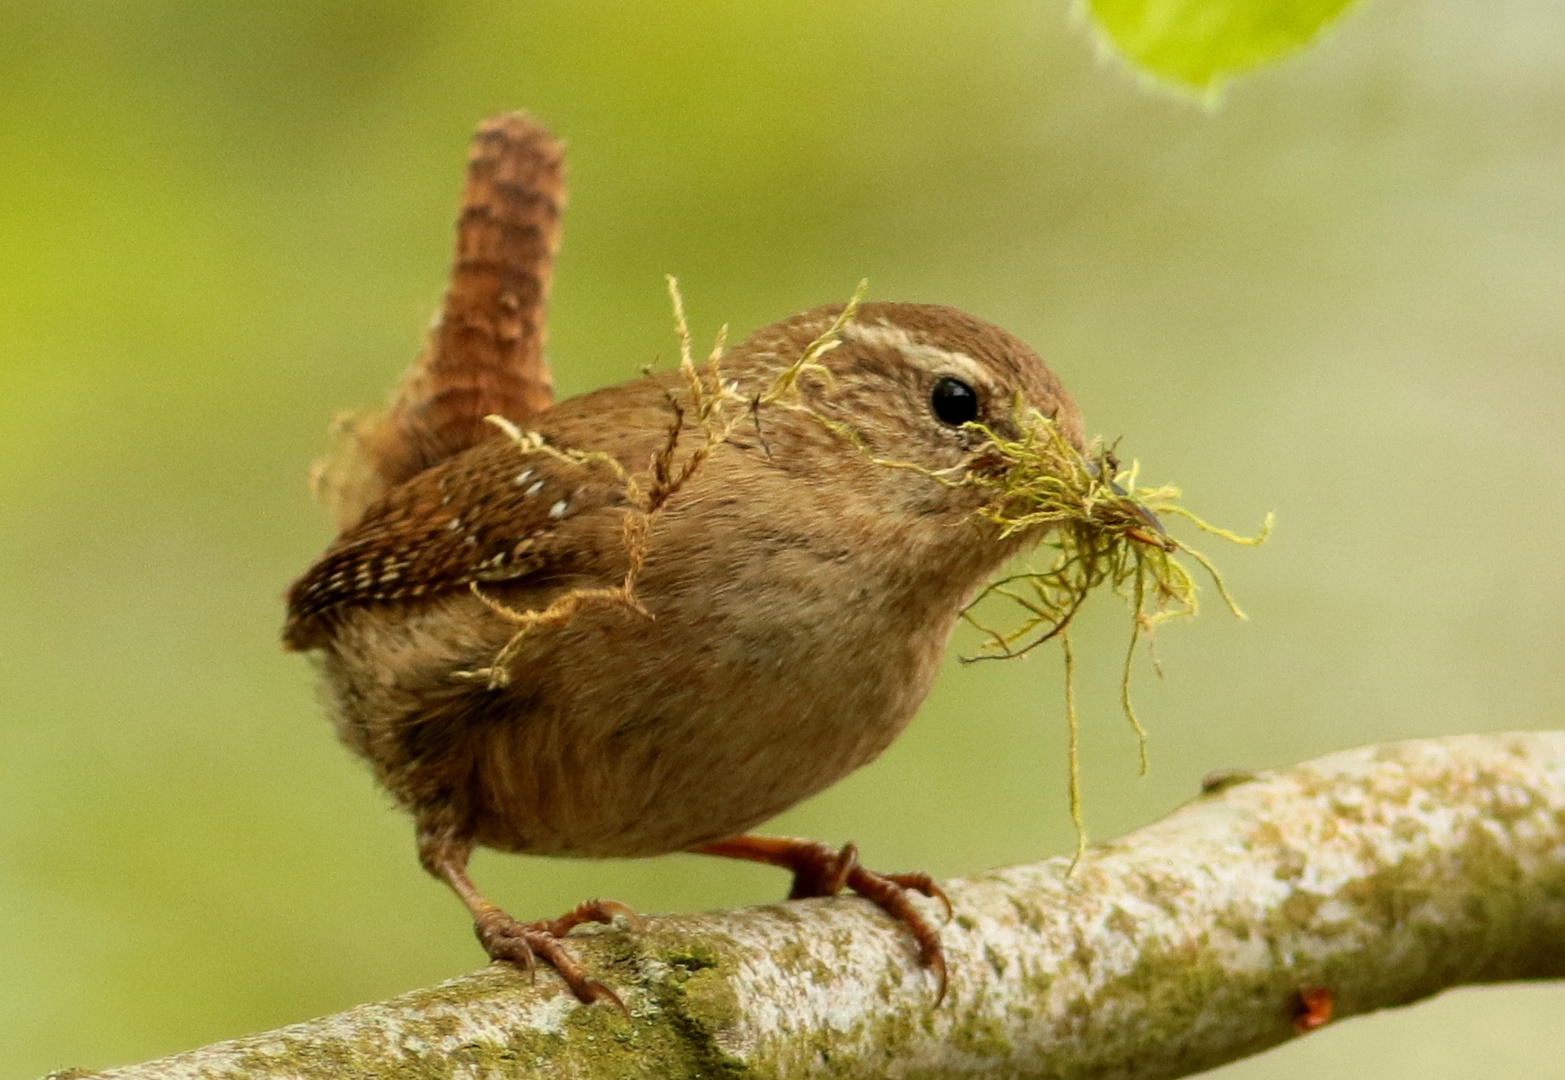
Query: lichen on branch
60,731,1565,1080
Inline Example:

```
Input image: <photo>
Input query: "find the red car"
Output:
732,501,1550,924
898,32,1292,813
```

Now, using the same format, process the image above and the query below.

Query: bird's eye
930,377,979,426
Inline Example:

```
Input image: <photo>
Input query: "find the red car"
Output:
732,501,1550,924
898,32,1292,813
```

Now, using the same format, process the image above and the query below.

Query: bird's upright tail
312,112,565,531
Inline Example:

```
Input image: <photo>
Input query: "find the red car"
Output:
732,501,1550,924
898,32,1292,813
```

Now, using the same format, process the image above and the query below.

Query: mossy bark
54,732,1565,1080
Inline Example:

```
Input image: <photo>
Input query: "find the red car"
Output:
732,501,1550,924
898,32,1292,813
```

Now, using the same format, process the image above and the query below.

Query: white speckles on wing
289,441,625,633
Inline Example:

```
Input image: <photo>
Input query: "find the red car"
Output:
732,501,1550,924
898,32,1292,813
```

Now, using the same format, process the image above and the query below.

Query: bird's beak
1108,478,1175,551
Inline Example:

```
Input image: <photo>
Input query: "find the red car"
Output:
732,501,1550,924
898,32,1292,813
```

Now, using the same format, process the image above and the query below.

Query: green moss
662,940,723,972
1279,891,1321,926
189,928,744,1080
921,405,1270,858
1105,906,1139,937
943,1012,1014,1058
659,281,1270,863
675,969,741,1042
1273,847,1308,883
984,943,1012,977
1007,896,1047,933
168,822,1526,1080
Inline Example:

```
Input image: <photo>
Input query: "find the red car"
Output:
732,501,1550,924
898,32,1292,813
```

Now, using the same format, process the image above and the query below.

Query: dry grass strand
946,403,1270,857
461,278,867,687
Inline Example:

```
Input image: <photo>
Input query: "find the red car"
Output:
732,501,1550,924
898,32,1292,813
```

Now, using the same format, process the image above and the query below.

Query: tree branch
54,732,1565,1080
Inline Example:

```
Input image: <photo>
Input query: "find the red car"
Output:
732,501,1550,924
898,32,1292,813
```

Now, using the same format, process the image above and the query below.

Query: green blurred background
3,0,1563,1075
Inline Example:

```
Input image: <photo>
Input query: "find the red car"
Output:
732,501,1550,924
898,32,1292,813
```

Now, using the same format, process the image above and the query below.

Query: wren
284,114,1084,1008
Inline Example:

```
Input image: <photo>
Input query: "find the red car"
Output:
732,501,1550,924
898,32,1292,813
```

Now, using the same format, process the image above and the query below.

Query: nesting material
465,278,866,688
470,281,1268,858
948,406,1272,859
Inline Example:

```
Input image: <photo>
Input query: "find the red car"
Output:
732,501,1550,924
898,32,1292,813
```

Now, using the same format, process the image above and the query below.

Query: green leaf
1081,0,1363,98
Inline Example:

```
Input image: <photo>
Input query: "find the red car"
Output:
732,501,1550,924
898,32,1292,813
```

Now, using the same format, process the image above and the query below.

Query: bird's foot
472,897,642,1012
696,835,951,1003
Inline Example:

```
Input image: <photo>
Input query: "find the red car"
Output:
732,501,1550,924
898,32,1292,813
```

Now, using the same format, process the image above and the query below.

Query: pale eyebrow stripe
843,323,992,387
843,322,916,352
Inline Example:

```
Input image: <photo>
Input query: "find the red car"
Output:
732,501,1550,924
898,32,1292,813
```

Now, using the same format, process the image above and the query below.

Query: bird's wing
283,431,631,649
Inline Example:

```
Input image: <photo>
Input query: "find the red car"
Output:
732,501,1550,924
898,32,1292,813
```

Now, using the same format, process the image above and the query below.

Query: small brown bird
284,114,1083,1008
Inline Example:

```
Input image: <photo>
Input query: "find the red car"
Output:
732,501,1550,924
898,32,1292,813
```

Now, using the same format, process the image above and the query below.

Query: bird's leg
417,826,640,1011
693,834,952,1003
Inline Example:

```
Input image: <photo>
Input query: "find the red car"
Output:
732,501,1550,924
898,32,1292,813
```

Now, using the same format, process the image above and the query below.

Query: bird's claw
473,898,639,1009
703,835,951,1005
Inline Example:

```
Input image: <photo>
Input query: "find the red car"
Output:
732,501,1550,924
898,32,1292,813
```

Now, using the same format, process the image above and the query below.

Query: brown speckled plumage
286,113,1084,1009
309,113,565,532
287,303,1081,858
